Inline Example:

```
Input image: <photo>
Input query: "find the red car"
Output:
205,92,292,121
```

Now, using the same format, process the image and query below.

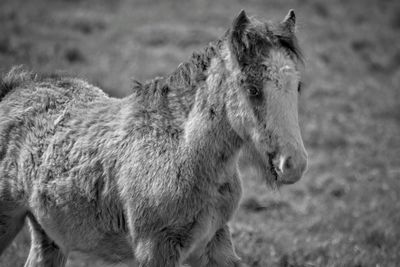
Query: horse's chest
187,169,242,254
213,163,242,220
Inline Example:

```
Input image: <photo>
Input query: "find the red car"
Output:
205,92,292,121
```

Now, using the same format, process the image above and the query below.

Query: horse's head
223,10,307,186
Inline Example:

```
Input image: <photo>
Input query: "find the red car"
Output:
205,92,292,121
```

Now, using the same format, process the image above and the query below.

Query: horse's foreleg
185,225,244,267
24,214,67,267
0,202,26,255
134,238,183,267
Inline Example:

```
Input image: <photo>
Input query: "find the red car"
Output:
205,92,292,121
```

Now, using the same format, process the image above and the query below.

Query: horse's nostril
284,156,293,171
274,151,307,184
277,156,292,174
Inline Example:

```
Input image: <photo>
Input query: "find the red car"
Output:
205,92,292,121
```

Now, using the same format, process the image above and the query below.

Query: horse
0,9,307,267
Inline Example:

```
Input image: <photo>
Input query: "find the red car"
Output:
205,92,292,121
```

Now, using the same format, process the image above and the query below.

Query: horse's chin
263,160,281,188
237,163,280,189
237,146,279,189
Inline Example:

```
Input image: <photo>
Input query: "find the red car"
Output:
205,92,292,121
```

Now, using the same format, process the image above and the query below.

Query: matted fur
0,10,307,267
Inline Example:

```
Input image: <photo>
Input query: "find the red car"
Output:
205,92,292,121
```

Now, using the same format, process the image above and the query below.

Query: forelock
238,17,303,66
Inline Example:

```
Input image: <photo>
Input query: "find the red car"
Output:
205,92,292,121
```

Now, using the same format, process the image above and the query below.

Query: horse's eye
247,86,260,97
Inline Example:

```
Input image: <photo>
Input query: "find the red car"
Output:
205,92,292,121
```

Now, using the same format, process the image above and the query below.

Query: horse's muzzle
273,144,308,184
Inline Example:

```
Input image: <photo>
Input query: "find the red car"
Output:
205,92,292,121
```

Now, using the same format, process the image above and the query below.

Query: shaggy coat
0,10,306,267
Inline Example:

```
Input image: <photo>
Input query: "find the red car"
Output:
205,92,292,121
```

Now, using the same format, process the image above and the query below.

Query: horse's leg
185,225,244,267
24,214,67,267
135,237,184,267
0,202,26,254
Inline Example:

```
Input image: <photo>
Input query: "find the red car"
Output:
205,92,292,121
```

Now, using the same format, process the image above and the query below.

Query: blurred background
1,0,399,266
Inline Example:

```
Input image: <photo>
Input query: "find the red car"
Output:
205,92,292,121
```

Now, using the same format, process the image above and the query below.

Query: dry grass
0,0,399,266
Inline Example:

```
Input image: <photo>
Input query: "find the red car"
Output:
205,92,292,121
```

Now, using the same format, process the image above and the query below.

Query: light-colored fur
0,10,307,267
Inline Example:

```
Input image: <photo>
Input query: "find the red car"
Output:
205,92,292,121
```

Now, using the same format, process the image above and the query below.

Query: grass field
1,0,400,266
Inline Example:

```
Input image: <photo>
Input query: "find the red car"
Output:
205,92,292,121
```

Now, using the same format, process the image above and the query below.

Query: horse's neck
166,42,220,89
180,57,242,180
164,41,222,123
127,38,241,170
181,108,241,189
184,111,240,156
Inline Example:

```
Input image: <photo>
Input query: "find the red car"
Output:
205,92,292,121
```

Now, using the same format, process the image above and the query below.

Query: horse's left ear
281,9,296,34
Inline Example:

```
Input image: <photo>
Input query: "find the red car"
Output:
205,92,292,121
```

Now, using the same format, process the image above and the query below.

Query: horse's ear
281,9,296,34
229,10,250,67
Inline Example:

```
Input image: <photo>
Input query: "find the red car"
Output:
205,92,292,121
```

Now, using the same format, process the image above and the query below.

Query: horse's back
0,66,108,114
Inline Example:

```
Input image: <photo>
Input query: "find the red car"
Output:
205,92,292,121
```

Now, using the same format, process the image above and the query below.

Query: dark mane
132,38,221,97
166,40,221,89
130,39,222,121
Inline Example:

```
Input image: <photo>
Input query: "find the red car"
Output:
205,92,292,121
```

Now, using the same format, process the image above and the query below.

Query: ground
0,0,399,266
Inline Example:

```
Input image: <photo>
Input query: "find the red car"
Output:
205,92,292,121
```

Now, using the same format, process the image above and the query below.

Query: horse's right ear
281,9,296,34
229,10,250,67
